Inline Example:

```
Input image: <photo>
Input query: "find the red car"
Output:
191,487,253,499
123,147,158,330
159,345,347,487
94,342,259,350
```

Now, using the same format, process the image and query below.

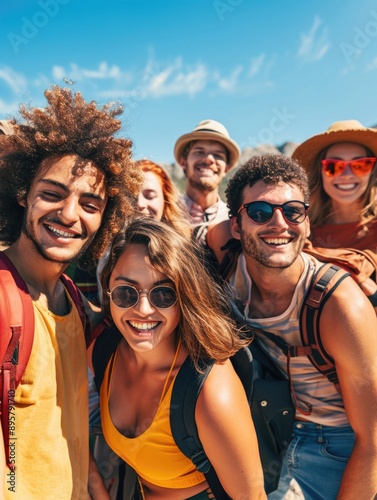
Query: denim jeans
285,421,355,500
267,457,293,499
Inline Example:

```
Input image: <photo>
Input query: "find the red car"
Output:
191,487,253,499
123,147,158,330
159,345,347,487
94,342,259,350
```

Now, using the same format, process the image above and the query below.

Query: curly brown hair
226,154,309,218
0,85,143,266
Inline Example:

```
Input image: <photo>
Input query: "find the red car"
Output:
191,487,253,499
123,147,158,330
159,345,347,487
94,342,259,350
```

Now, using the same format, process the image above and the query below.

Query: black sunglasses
238,200,309,225
107,284,178,309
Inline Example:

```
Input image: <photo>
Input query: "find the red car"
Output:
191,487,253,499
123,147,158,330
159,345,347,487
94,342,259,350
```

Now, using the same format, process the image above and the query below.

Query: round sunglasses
321,157,376,177
238,200,309,225
107,284,178,309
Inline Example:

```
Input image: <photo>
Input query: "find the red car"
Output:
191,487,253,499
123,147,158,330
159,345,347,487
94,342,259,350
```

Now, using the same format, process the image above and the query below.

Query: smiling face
231,180,310,269
137,170,165,221
108,243,181,353
20,154,107,265
181,140,228,193
322,142,371,209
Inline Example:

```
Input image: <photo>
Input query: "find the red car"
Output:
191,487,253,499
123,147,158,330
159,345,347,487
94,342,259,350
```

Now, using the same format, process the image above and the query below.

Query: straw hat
0,120,15,135
292,120,377,173
174,119,240,170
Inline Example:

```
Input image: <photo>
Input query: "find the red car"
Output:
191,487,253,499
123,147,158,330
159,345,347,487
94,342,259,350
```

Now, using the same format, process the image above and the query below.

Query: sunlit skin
19,154,107,266
181,140,228,208
322,142,371,223
108,244,181,354
231,181,310,271
137,171,165,221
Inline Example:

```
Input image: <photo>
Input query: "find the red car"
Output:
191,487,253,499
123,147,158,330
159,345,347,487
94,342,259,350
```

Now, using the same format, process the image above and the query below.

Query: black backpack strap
300,263,350,385
170,356,231,500
92,319,123,391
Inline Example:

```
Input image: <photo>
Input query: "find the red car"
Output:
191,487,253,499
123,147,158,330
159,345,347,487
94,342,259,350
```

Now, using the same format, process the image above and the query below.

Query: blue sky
1,0,377,164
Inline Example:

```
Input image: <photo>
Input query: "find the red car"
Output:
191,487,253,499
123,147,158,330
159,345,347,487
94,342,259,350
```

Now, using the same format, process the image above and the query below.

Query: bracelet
367,290,377,307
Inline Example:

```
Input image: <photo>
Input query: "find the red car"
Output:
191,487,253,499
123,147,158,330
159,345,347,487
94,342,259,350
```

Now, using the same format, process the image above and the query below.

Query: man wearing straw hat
174,119,240,245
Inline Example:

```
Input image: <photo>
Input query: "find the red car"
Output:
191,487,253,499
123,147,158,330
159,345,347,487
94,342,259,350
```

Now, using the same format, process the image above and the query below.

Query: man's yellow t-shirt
5,291,89,499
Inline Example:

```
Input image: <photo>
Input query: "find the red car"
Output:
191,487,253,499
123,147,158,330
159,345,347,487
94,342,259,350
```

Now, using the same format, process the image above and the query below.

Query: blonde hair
100,217,249,369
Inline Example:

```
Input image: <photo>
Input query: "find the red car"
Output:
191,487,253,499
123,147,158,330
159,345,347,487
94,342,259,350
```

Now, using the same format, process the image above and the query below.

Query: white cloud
52,62,131,83
248,54,266,77
214,66,244,92
0,66,27,94
143,58,208,97
298,16,330,62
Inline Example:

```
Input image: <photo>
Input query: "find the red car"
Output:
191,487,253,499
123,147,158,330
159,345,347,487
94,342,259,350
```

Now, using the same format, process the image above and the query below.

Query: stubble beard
240,232,305,269
21,215,93,265
188,177,218,193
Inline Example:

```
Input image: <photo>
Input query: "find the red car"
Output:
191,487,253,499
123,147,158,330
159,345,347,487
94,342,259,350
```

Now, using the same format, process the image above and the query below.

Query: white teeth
335,184,357,190
47,226,75,238
263,238,290,245
129,321,158,331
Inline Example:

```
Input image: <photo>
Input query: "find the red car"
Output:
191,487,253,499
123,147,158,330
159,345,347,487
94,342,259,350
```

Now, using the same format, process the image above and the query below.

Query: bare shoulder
320,274,377,358
206,219,232,263
196,360,246,419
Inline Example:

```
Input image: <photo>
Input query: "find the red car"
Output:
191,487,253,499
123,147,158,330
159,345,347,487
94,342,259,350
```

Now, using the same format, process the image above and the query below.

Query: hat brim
174,131,240,171
292,128,377,172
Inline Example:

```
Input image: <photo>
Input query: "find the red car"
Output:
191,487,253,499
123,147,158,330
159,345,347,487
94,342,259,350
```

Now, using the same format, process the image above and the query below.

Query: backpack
0,251,90,470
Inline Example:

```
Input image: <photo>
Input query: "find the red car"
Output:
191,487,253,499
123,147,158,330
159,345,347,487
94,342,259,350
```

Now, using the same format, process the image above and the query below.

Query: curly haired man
0,85,142,499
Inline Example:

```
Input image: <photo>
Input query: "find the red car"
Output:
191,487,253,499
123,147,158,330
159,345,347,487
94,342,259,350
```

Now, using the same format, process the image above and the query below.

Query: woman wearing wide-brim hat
292,119,377,302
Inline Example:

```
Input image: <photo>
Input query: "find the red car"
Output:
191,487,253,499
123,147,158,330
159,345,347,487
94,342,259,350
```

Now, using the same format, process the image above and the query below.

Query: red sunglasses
321,157,376,177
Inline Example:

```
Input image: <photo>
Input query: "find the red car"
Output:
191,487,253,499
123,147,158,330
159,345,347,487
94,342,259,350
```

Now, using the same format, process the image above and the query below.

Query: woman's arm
196,359,267,499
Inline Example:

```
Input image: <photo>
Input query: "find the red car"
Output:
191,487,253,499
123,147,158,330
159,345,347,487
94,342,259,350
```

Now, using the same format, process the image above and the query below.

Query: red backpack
0,251,90,470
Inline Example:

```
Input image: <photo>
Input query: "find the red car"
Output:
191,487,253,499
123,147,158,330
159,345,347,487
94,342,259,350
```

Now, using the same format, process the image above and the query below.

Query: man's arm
321,276,377,499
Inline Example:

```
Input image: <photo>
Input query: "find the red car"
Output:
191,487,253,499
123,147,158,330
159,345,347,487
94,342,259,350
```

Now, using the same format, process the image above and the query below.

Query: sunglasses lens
351,158,375,175
282,202,307,223
111,285,138,308
322,158,376,177
245,201,307,225
246,202,273,223
150,286,177,308
322,160,342,177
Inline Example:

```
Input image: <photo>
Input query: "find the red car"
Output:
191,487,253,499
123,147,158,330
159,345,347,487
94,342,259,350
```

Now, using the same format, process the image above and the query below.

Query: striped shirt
229,252,349,426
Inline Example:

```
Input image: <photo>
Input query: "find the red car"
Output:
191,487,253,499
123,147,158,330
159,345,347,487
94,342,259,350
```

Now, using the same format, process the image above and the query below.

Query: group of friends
0,84,377,500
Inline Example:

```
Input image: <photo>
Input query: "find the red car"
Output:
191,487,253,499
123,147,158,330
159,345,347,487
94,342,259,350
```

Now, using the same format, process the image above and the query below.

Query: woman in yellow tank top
88,217,266,500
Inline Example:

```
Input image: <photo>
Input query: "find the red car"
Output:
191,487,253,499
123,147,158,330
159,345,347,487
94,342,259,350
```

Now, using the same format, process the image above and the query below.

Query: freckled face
108,244,181,353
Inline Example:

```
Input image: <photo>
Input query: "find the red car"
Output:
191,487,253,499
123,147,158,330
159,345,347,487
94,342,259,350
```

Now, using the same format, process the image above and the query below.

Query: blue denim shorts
286,421,354,500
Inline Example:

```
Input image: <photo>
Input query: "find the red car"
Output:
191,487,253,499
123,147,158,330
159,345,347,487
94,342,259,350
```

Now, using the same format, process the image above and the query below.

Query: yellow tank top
100,352,205,489
5,290,89,499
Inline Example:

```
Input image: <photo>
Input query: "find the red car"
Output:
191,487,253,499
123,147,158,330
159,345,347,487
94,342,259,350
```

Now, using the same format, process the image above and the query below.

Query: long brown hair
100,217,249,369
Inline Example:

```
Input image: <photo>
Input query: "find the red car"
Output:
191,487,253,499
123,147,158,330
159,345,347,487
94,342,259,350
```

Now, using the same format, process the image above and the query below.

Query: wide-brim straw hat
174,119,241,170
292,120,377,173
